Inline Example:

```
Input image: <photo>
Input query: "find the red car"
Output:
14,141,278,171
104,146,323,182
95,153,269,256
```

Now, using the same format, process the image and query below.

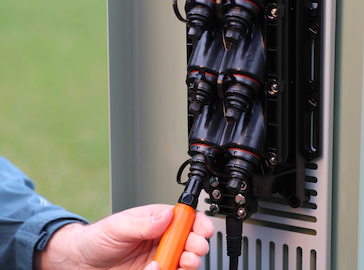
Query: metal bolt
269,83,279,95
212,189,222,200
308,99,318,108
269,155,278,166
240,181,248,191
210,204,220,214
269,7,279,20
237,207,247,219
271,8,279,17
235,194,246,205
209,176,219,187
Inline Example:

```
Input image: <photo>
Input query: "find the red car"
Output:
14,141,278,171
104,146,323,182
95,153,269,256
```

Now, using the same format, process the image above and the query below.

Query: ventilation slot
258,195,318,209
307,189,318,197
256,239,262,270
305,162,318,170
311,250,317,270
270,241,275,270
243,236,249,270
283,244,289,270
204,239,210,270
306,175,318,183
217,232,223,270
244,219,317,235
297,247,303,270
258,207,317,222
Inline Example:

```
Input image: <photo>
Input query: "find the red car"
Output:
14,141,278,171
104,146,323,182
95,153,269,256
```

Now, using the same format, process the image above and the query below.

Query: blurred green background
0,1,110,222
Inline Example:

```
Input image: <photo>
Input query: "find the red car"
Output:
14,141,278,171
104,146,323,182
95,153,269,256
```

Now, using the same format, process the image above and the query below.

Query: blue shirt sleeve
0,156,89,270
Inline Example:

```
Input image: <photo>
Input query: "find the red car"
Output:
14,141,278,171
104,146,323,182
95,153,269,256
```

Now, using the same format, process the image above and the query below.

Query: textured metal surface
198,0,335,268
108,0,189,211
332,0,364,269
107,0,341,269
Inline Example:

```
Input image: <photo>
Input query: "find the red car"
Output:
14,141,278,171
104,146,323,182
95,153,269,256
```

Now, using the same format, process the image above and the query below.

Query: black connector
217,0,263,44
187,29,225,115
173,0,216,40
218,24,266,123
226,216,243,270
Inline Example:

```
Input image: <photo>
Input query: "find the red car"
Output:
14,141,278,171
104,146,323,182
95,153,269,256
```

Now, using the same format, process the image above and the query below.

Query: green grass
0,1,110,222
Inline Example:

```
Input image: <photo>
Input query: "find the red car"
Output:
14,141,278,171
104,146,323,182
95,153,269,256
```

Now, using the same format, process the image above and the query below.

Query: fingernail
151,261,159,270
144,261,159,270
152,209,167,223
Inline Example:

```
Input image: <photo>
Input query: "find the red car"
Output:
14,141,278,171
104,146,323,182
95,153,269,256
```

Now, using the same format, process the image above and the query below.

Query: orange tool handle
154,203,196,270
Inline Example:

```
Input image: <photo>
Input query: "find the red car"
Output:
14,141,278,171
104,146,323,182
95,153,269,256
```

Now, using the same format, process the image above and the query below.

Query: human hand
34,204,214,270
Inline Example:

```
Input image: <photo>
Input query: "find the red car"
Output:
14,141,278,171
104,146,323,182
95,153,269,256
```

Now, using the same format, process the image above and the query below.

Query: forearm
33,223,84,270
0,157,90,269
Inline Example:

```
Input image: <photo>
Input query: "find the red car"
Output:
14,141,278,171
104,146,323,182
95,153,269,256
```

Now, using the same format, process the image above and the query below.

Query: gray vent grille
198,158,332,269
205,235,317,270
244,171,319,237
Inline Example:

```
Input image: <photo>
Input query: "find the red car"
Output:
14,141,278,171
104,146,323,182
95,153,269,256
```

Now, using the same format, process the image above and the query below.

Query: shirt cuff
15,209,89,270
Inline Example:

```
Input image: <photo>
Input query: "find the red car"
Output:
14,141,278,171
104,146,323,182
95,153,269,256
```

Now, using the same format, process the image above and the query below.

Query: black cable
203,146,230,178
176,159,191,185
226,216,243,270
229,256,239,270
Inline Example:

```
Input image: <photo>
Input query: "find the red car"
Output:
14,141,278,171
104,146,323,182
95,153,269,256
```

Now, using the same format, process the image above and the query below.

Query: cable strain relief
226,217,243,257
227,237,242,257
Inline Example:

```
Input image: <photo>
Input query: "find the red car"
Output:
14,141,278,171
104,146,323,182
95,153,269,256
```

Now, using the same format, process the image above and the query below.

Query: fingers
122,204,174,218
178,251,202,270
101,206,174,242
126,207,174,240
185,232,209,256
112,206,213,243
192,210,215,239
177,212,213,270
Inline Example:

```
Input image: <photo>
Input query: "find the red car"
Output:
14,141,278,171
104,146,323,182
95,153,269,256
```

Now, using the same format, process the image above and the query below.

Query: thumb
143,261,160,270
144,208,174,239
106,208,174,242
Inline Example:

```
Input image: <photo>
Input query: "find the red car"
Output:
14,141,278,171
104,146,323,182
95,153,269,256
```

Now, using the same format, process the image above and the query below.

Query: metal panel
108,0,189,211
196,0,336,268
108,0,136,213
333,0,364,269
107,0,364,269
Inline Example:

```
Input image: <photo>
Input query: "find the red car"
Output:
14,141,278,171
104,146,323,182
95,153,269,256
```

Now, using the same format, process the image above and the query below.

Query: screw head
240,181,248,191
268,7,279,21
235,194,246,205
212,189,222,200
237,207,247,219
271,7,279,18
269,83,279,95
210,204,220,214
209,176,219,187
269,155,278,166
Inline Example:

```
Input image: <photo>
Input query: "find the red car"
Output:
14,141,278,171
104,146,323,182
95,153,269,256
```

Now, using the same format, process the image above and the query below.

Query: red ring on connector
191,143,210,148
244,0,260,10
190,70,218,79
232,74,261,87
228,148,261,160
